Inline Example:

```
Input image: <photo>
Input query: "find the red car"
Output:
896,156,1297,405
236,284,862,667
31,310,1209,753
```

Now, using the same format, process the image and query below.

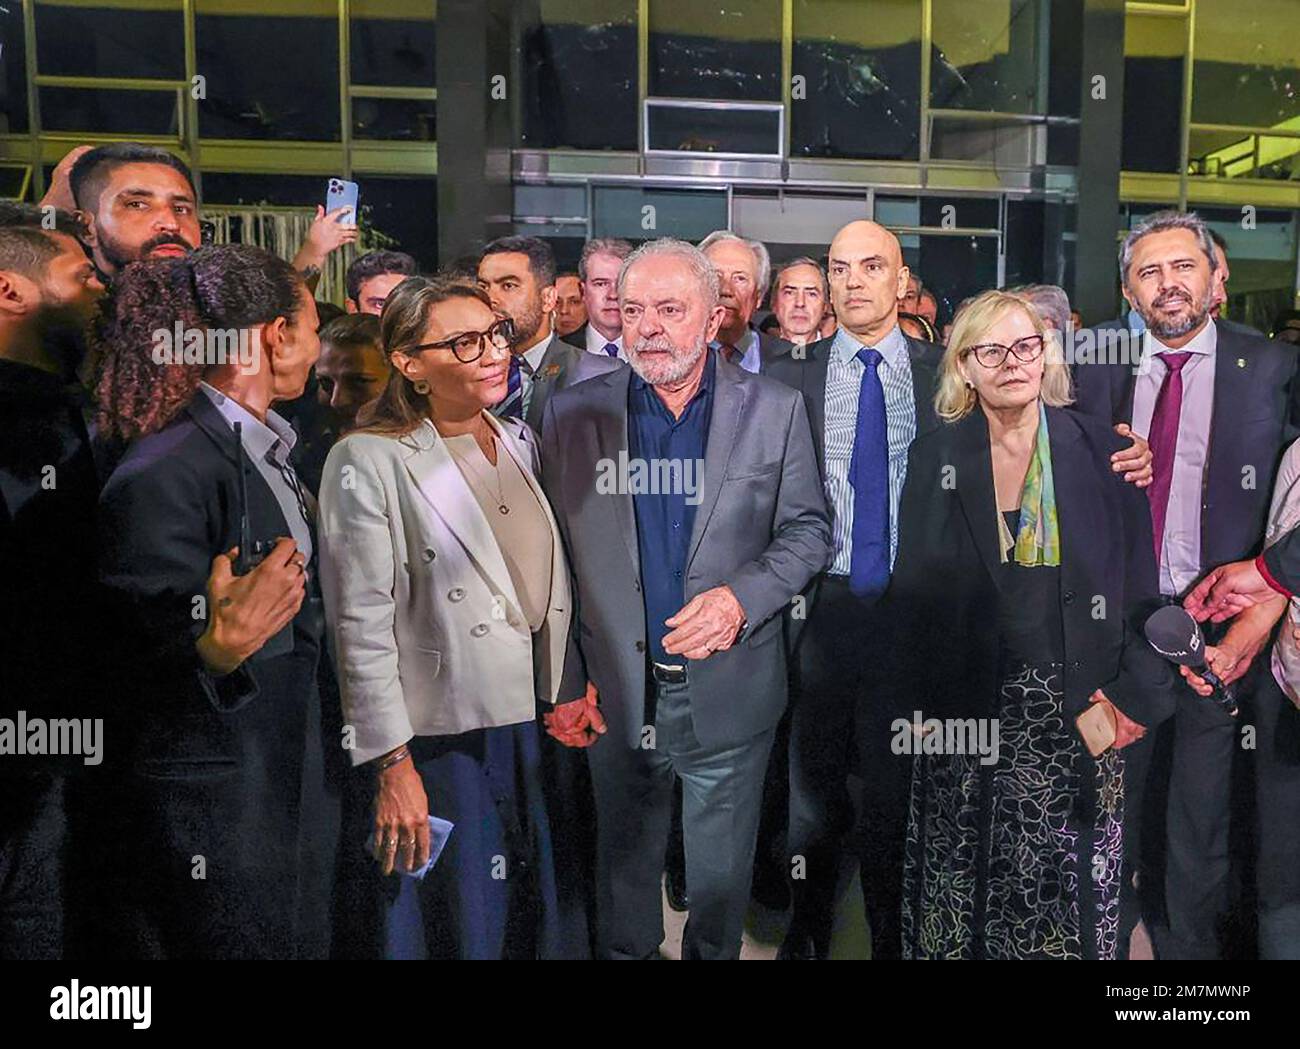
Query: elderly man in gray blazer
539,238,832,960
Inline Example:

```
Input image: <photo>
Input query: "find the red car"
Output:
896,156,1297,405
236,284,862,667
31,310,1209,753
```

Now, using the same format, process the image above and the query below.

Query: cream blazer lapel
401,417,522,625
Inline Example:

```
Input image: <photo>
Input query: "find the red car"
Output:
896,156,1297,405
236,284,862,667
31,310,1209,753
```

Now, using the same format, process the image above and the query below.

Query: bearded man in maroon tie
1072,210,1300,960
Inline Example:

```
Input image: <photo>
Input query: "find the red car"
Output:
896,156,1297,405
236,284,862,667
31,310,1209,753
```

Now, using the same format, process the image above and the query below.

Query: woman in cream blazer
318,276,587,959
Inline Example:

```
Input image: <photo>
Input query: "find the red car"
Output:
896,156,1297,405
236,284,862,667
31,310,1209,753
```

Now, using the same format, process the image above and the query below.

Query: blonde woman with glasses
884,290,1179,960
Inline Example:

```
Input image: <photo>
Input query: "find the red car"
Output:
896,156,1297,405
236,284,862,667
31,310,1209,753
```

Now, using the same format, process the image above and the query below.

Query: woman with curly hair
90,243,340,959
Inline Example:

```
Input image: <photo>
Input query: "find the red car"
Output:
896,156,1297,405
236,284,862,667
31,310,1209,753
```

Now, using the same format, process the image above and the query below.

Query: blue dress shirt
628,352,715,665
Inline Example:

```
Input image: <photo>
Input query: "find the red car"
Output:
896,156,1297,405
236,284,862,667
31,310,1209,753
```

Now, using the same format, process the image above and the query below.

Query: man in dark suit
0,213,105,959
540,238,831,960
699,230,794,373
480,236,621,433
765,220,943,960
1072,209,1299,960
561,238,633,361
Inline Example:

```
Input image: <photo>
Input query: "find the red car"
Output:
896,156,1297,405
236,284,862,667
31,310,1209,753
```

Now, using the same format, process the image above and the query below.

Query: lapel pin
543,363,561,379
1237,358,1246,369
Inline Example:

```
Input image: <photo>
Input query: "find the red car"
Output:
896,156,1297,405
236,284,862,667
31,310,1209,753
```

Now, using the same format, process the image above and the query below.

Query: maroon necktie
1146,351,1192,565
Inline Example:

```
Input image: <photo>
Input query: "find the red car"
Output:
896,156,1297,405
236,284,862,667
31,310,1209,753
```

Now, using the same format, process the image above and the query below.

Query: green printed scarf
997,401,1060,567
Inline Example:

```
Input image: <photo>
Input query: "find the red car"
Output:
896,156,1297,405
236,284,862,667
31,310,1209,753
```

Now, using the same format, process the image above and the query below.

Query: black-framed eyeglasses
965,334,1045,369
403,318,514,363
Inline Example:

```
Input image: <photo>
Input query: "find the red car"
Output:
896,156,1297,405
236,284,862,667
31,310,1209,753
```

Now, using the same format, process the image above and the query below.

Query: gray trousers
586,677,774,959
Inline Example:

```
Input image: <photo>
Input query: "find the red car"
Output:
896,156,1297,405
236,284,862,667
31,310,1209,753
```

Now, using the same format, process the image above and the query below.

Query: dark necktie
497,355,531,419
1146,350,1192,564
848,346,890,600
602,342,620,357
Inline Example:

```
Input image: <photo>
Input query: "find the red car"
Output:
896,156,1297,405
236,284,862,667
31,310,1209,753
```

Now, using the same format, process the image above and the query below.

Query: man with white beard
538,238,831,959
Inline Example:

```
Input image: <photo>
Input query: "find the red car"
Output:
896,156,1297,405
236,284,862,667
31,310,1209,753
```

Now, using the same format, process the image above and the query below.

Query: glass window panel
520,0,637,150
1189,129,1300,181
1121,10,1185,173
0,165,31,199
929,114,1040,165
352,96,436,141
36,2,184,79
791,0,921,160
200,172,324,207
350,1,436,89
1192,2,1299,129
196,5,340,141
930,0,1045,114
592,186,727,241
0,3,29,133
40,86,178,135
646,102,781,155
649,0,782,101
1046,0,1083,119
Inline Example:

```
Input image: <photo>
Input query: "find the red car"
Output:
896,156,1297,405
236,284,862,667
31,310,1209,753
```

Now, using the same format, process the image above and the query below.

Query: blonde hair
934,289,1073,422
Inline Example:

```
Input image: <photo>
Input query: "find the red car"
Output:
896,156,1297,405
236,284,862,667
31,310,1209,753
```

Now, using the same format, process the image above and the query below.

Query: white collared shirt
198,382,313,564
520,333,554,417
584,324,625,361
1130,319,1217,596
823,324,917,575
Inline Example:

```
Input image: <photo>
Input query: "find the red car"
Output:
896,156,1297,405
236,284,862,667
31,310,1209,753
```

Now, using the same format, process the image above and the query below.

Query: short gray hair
771,256,829,302
1119,210,1219,288
578,237,633,281
618,238,721,310
698,229,771,303
1013,284,1072,333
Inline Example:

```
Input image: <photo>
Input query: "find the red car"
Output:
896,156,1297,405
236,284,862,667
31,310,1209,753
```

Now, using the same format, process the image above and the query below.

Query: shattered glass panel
1192,3,1300,129
649,1,783,101
791,0,921,160
930,0,1044,114
520,1,637,149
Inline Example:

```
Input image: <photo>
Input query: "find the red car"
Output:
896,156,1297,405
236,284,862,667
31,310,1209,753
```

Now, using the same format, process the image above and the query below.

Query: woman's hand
1089,689,1146,750
195,538,306,675
371,751,430,876
543,682,606,748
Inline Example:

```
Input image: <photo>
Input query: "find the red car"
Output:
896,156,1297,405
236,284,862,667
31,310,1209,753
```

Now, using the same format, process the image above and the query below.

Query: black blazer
884,405,1178,731
560,322,591,351
1072,319,1299,578
95,391,337,959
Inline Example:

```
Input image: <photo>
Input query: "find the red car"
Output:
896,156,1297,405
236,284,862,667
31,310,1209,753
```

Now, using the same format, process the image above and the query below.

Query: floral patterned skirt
902,662,1124,960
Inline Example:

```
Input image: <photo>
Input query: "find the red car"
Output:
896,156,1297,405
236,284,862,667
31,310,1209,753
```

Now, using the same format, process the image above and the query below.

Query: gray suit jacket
523,336,623,433
539,357,832,750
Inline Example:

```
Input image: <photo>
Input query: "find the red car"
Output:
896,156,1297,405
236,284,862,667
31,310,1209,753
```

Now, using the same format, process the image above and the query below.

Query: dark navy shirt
628,353,715,665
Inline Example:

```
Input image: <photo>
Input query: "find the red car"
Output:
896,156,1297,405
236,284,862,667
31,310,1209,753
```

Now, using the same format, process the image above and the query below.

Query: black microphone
1143,605,1238,716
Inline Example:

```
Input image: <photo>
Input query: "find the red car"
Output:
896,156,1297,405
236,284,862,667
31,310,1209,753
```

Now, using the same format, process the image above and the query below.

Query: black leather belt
651,662,687,685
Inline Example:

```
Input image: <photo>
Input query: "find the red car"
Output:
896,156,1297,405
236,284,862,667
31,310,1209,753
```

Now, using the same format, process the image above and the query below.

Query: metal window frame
3,0,438,201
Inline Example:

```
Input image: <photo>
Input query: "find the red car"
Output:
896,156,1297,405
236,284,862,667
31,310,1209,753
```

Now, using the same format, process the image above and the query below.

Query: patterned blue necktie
848,346,890,600
602,342,620,357
498,354,524,419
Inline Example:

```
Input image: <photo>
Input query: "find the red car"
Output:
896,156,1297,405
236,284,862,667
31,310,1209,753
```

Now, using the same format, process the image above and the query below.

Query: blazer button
1071,659,1082,671
470,623,489,638
633,580,642,592
422,548,436,562
448,587,466,602
635,640,646,653
1062,590,1076,605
